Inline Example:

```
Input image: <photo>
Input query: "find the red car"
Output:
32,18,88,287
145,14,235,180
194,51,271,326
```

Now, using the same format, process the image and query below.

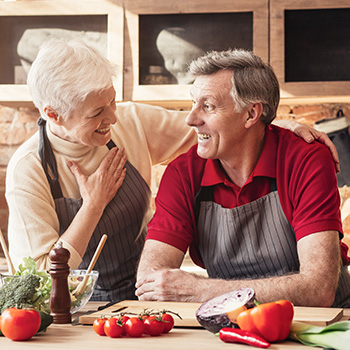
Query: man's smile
198,133,211,141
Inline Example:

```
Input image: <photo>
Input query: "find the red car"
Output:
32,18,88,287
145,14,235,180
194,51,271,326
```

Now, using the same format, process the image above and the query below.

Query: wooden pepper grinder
49,241,72,324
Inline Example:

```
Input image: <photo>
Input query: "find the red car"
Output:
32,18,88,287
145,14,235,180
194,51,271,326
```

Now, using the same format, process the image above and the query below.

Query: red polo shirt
147,125,348,265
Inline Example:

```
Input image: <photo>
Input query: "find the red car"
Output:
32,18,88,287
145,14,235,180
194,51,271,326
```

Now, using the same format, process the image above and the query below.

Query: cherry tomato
104,317,124,338
1,308,41,341
138,312,150,321
119,315,130,335
125,317,145,337
93,318,107,336
161,313,175,333
144,315,164,336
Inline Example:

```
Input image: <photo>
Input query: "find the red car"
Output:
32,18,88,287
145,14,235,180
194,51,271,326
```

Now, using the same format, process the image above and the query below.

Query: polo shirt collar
201,125,277,187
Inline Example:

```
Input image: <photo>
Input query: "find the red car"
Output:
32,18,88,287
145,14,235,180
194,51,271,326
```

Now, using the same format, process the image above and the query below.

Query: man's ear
245,102,263,128
43,106,62,125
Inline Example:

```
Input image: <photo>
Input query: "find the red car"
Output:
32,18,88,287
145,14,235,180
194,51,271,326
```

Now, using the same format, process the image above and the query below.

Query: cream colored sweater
6,102,196,270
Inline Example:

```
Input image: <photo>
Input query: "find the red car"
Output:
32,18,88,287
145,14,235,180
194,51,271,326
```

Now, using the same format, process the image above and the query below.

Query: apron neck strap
37,117,63,199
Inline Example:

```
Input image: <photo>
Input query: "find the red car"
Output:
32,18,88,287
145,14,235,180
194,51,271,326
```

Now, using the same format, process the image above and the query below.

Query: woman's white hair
27,38,117,118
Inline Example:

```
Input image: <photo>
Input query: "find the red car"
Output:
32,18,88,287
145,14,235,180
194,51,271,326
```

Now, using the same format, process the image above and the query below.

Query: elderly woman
5,39,338,301
6,39,197,301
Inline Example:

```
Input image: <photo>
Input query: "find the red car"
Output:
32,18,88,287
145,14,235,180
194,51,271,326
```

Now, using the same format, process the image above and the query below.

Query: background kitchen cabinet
0,0,124,104
123,0,268,106
270,0,350,99
1,0,350,105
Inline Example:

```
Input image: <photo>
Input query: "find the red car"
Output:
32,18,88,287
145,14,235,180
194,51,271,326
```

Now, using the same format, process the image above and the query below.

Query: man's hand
136,268,205,302
136,232,341,306
274,119,340,173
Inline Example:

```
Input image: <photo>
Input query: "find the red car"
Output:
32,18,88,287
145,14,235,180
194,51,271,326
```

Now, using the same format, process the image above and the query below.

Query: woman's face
52,86,117,147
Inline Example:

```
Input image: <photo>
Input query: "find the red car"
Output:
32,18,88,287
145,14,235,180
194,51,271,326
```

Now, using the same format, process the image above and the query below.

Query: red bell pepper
219,328,271,348
236,299,294,343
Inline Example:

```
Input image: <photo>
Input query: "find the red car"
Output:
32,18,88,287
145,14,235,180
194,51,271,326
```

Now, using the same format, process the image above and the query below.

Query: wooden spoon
72,234,107,298
0,229,15,275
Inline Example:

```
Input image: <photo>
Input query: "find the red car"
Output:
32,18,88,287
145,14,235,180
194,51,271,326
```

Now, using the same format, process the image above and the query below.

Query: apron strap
194,177,277,224
270,177,277,192
194,186,213,224
107,139,116,150
37,117,63,199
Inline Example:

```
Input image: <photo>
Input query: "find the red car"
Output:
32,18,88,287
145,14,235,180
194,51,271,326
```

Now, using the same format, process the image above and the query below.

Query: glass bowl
68,269,99,314
0,269,99,315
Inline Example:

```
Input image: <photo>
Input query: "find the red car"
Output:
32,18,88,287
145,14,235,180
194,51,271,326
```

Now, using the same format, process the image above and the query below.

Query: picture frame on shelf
0,0,124,104
123,0,269,105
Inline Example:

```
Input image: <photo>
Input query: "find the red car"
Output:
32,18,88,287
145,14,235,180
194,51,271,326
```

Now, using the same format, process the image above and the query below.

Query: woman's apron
38,118,152,302
195,179,350,307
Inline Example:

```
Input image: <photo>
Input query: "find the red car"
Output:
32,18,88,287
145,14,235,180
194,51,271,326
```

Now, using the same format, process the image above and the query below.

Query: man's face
54,86,117,147
186,70,247,161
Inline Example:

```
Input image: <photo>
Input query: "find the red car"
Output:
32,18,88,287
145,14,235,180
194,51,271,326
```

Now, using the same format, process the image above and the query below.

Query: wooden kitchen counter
0,302,348,349
0,324,312,350
0,322,320,349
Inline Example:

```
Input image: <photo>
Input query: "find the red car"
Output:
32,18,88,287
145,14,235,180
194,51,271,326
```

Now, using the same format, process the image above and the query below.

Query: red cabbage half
195,288,255,333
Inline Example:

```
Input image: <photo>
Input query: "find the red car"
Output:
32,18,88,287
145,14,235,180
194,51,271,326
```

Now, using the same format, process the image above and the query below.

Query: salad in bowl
0,257,99,314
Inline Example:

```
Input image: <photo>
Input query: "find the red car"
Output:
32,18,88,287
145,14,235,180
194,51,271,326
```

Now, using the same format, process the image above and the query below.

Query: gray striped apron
195,180,350,307
38,118,151,302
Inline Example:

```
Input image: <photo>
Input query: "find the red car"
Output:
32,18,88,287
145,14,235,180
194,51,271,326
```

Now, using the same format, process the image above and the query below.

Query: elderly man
135,49,350,307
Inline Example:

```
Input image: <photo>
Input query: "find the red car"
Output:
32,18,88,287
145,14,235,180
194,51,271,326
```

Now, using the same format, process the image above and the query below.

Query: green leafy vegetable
0,274,40,313
289,321,350,350
13,256,52,313
0,257,56,334
1,257,94,315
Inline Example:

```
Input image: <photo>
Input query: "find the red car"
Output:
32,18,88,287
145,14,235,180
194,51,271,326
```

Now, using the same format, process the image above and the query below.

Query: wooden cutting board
293,306,343,326
79,300,344,327
80,300,202,327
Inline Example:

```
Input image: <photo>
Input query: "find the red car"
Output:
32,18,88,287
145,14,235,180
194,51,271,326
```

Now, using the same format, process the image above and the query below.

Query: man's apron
195,180,350,307
38,118,151,301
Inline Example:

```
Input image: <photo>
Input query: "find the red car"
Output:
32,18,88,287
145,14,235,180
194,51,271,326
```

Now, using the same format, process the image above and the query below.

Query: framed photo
0,0,124,103
123,0,268,104
270,0,350,98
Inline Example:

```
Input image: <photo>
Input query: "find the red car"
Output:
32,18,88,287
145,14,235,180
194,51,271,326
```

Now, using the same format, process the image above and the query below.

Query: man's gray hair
189,49,280,125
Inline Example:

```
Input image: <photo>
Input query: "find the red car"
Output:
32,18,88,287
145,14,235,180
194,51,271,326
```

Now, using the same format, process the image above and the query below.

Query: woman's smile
95,126,111,134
